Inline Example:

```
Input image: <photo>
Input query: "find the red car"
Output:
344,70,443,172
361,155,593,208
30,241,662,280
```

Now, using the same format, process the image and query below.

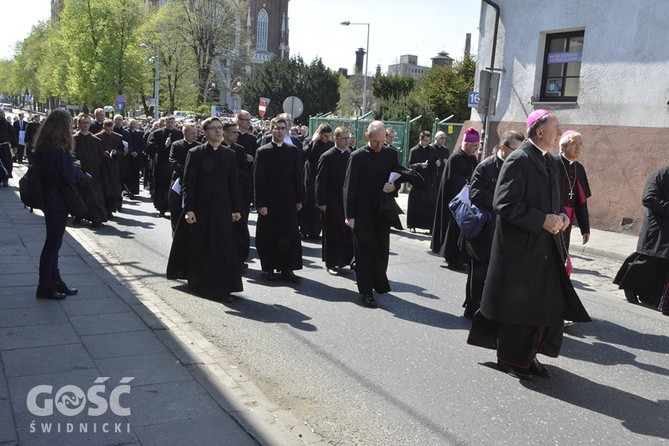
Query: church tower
247,0,290,64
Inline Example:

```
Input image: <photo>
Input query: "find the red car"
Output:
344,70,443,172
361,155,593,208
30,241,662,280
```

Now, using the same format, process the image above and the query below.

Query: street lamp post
140,42,160,120
341,21,370,115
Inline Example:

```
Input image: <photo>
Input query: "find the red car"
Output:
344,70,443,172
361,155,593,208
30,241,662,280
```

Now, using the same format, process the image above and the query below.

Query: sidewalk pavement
394,191,639,263
0,166,323,445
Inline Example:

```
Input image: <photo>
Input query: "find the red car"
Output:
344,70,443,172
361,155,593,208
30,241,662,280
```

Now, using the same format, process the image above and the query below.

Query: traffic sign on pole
258,99,267,117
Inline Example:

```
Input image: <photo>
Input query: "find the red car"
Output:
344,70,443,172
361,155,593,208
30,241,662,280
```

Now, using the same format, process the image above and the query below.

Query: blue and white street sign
468,91,480,108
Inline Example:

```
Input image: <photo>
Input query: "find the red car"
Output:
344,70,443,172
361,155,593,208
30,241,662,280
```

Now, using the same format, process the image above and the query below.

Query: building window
257,9,268,51
540,30,584,101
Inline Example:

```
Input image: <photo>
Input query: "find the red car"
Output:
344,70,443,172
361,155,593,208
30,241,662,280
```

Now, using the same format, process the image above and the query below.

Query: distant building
431,51,454,68
387,55,429,80
468,0,669,233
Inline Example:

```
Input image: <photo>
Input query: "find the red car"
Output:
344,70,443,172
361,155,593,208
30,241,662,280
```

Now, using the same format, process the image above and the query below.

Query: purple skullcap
463,127,480,143
527,109,550,128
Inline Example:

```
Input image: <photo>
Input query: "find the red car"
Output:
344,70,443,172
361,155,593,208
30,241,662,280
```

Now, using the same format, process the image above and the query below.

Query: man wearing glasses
253,116,304,283
315,126,354,275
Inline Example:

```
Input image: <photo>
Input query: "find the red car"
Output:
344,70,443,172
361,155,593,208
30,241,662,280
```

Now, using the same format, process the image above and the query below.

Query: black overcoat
636,166,669,259
253,142,304,272
73,132,107,222
431,148,477,263
407,144,438,230
479,141,590,326
315,147,353,268
464,154,503,263
166,144,242,297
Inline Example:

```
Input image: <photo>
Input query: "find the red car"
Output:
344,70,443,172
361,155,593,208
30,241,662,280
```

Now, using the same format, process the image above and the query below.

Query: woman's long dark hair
34,109,74,153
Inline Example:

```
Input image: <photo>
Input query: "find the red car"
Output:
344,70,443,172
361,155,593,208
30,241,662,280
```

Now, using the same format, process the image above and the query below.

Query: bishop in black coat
555,146,591,250
431,142,478,267
468,114,590,376
254,127,304,276
316,139,353,271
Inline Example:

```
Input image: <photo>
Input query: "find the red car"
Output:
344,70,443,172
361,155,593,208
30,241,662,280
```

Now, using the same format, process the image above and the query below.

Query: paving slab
81,331,166,359
2,343,96,379
70,311,148,336
0,322,80,351
0,304,69,328
94,352,193,387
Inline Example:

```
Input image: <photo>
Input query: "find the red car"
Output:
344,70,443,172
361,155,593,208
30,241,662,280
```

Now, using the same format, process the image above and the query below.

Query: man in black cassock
73,114,107,226
302,123,334,239
407,130,438,232
254,116,304,283
222,120,252,269
146,115,182,217
467,110,590,379
95,120,126,219
433,131,450,185
316,126,354,275
236,110,258,211
344,121,402,308
431,127,479,270
168,123,200,234
166,117,242,302
0,109,17,187
462,130,524,319
124,119,146,197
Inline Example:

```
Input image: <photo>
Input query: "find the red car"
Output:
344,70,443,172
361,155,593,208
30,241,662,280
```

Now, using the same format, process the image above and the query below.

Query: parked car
0,103,12,112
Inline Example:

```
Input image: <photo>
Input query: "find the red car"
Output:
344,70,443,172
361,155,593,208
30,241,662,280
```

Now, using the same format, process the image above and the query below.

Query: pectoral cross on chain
569,190,574,200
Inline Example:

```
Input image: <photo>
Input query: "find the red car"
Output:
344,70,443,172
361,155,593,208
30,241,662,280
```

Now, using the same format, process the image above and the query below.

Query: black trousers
39,210,68,288
15,144,25,163
353,218,391,295
465,257,488,314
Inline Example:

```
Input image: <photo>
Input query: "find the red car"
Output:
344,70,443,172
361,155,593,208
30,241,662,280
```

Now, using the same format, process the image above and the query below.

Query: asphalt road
70,192,669,446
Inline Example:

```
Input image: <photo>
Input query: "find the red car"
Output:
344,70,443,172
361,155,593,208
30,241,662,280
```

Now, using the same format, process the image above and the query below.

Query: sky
288,0,481,74
1,0,482,73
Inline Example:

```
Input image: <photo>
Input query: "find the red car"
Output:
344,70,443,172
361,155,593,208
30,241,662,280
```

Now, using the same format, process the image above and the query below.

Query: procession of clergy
71,106,597,379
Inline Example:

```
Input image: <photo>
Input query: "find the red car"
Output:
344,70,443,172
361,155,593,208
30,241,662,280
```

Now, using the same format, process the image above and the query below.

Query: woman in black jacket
34,109,81,300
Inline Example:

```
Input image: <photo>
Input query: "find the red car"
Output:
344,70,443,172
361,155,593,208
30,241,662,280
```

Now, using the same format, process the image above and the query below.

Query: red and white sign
258,99,267,117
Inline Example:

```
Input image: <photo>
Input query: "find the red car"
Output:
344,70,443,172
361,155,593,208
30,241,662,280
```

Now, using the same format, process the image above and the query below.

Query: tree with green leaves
138,1,198,114
417,54,476,122
372,74,415,101
55,0,146,109
241,56,339,123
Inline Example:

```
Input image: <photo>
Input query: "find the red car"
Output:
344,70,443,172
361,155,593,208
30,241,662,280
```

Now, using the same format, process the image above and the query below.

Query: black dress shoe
281,270,301,283
528,358,551,378
497,360,532,380
218,294,235,303
360,293,378,308
265,271,279,281
36,287,67,300
55,282,79,296
326,267,339,276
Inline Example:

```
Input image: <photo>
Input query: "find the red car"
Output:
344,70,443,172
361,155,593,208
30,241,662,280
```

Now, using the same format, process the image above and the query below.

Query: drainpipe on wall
480,0,500,157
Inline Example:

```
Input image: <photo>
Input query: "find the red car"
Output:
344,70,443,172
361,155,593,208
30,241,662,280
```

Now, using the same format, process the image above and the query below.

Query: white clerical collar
561,153,575,164
528,138,548,156
496,151,505,161
273,140,284,147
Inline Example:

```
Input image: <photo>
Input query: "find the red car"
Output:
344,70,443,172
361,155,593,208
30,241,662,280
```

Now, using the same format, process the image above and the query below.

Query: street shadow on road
381,293,471,331
225,299,317,331
563,319,669,356
391,229,431,242
388,279,440,300
521,368,669,440
89,222,136,239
